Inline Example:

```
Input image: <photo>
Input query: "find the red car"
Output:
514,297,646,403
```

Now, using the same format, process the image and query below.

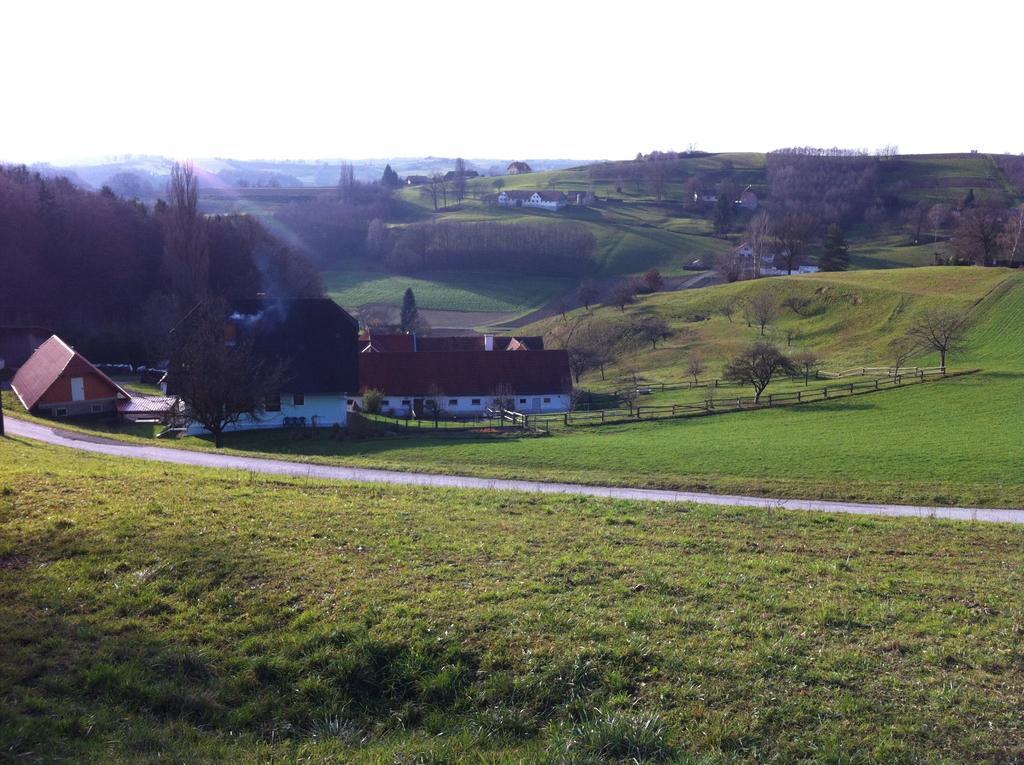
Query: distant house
359,331,544,353
694,191,719,204
496,190,567,210
353,350,572,417
12,335,130,418
736,186,759,211
168,298,360,435
506,161,532,175
405,175,430,186
0,326,51,371
443,169,480,182
735,242,818,277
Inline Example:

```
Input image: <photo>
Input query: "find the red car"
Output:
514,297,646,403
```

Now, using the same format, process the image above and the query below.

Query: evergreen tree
820,223,850,271
962,188,976,209
712,192,735,234
381,164,400,189
400,287,419,332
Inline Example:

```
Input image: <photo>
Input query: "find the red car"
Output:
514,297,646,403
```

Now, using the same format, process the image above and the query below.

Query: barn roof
11,335,130,410
358,350,571,396
227,298,360,394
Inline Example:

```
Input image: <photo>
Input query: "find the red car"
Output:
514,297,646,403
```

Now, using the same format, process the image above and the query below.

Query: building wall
37,371,119,407
184,392,349,436
39,397,119,418
351,393,571,417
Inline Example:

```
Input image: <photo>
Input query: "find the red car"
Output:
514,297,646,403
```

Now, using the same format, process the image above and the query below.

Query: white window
519,398,527,404
543,397,551,403
448,399,458,406
292,394,304,406
91,404,103,413
471,398,481,405
54,407,68,417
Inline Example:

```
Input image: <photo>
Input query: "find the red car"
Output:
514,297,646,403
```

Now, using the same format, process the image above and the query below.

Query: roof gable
11,335,129,410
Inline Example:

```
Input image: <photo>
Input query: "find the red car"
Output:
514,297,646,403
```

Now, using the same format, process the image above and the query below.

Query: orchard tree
743,290,780,336
792,349,822,385
954,204,1005,265
773,212,815,275
906,308,970,369
723,342,797,403
577,278,599,309
636,316,672,349
641,268,664,292
686,349,706,383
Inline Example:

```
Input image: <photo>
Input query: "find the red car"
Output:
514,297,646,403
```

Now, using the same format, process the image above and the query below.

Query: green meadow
2,438,1023,763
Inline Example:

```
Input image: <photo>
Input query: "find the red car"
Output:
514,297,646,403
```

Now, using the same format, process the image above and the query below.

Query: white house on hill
497,190,567,210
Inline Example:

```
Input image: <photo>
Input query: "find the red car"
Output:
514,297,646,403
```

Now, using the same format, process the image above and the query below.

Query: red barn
11,335,129,418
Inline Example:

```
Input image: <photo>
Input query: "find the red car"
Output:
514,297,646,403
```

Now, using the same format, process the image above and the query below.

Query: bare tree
359,304,396,331
888,334,919,375
453,157,468,203
686,349,706,383
422,173,446,211
718,302,736,323
714,249,743,282
641,268,664,293
782,295,814,317
636,316,672,349
577,278,599,309
1000,205,1024,266
928,203,953,243
905,309,970,369
953,205,1005,265
723,342,797,402
337,162,356,203
610,281,638,312
164,161,209,303
746,210,774,278
792,349,821,385
168,302,288,448
743,290,780,336
773,212,815,275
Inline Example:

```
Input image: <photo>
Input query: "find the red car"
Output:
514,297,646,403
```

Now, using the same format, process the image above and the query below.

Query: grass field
5,268,1021,508
323,269,572,314
2,438,1023,763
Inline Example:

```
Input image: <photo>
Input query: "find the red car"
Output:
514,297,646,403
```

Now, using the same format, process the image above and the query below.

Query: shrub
363,389,384,414
554,708,676,763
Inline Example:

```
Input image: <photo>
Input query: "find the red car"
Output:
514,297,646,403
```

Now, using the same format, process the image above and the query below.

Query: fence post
797,391,801,402
849,383,854,394
768,394,772,406
564,413,568,426
823,387,828,399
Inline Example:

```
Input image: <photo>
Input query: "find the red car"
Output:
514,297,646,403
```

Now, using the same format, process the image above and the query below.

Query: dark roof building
359,332,544,353
507,161,532,175
12,335,129,417
359,350,571,396
226,298,360,394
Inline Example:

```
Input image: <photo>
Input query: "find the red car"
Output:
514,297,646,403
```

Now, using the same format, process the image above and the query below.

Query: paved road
4,415,1023,524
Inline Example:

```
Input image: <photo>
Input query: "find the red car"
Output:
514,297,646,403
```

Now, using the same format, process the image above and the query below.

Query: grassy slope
231,268,1024,507
2,439,1023,763
322,269,573,314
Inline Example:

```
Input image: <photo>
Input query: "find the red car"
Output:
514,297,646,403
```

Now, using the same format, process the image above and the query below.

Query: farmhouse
404,175,430,186
443,169,479,182
170,298,360,435
735,242,819,277
737,186,759,211
360,331,544,353
506,161,532,174
496,190,567,210
11,335,130,418
354,350,572,417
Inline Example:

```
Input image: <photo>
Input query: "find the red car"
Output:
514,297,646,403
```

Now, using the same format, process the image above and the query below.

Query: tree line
369,220,596,276
0,163,321,362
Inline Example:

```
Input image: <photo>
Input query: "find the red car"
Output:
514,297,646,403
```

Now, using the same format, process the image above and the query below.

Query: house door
531,397,541,412
70,377,85,401
413,398,424,418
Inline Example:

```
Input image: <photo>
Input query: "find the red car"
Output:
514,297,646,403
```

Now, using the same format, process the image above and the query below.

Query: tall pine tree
820,224,849,271
400,287,419,332
381,164,400,189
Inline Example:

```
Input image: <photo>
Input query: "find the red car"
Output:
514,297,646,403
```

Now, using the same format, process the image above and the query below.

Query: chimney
484,334,494,351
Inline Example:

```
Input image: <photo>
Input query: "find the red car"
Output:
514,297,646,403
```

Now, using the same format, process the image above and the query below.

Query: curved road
4,416,1023,524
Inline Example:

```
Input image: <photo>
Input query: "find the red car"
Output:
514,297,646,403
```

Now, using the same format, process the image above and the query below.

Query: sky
2,0,1022,164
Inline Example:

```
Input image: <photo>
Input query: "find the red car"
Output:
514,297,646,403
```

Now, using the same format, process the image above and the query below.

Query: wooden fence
511,368,953,431
369,368,956,436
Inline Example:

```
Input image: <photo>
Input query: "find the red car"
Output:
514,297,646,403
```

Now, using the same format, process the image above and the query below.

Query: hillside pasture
2,438,1023,763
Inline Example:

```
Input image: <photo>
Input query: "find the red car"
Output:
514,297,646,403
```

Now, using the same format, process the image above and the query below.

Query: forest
0,164,322,363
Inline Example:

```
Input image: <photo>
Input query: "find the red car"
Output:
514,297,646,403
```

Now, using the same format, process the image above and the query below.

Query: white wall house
168,298,360,439
496,190,567,210
350,392,571,418
183,393,349,436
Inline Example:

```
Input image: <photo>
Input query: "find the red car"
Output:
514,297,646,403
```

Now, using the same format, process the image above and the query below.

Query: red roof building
12,335,129,418
359,350,571,397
